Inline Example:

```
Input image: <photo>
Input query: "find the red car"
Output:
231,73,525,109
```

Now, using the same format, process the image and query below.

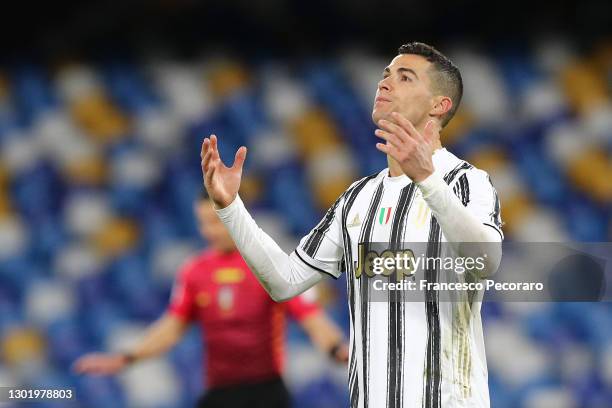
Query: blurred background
0,0,610,407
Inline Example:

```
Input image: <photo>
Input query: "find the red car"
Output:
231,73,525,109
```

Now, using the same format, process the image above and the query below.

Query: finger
375,129,405,150
210,135,221,162
376,142,400,161
202,149,214,172
201,138,210,159
378,119,408,144
205,163,217,186
231,146,248,171
391,112,424,142
202,149,211,172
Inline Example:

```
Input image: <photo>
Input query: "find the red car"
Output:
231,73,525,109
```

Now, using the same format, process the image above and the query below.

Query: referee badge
218,286,234,312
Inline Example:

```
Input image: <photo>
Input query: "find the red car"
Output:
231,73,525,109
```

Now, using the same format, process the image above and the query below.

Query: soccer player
74,193,349,408
200,42,504,408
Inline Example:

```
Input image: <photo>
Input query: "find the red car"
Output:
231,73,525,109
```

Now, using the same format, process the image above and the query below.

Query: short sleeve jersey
168,249,320,388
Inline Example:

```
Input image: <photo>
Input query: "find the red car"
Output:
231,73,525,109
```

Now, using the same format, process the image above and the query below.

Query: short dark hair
398,42,463,127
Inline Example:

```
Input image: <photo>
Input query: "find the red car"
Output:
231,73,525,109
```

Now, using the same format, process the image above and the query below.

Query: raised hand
374,112,437,182
201,135,247,209
72,353,129,376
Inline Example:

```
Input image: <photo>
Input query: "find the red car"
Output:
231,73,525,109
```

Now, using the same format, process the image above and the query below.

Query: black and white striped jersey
293,148,503,408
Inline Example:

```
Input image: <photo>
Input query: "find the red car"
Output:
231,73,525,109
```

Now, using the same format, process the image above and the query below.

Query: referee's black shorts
196,377,291,408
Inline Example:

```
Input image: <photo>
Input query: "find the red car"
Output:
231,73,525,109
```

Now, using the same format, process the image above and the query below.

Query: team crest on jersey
347,213,361,228
378,207,393,225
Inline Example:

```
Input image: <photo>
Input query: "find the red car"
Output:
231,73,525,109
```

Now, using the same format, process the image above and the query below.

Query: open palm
200,135,247,208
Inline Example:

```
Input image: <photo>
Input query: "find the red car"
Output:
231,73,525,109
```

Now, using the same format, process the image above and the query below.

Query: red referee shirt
168,249,320,388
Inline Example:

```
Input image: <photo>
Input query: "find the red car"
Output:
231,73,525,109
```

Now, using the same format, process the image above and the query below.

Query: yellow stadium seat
499,193,534,235
62,156,108,186
560,62,608,114
567,149,612,203
0,193,11,218
313,177,353,209
208,63,250,99
290,110,342,157
0,163,8,190
91,218,140,257
466,148,508,172
70,91,129,142
238,175,263,205
1,327,46,366
440,107,475,147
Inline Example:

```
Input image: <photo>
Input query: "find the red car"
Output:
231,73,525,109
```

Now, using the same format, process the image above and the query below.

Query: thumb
231,146,247,170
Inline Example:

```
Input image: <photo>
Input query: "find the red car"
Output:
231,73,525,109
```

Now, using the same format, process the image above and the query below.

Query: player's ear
430,95,452,118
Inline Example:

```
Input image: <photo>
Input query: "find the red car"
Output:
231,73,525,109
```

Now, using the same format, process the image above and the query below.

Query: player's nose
378,77,391,92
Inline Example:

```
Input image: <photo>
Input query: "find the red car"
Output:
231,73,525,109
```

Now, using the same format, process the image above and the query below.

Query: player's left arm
375,112,502,278
417,168,503,278
287,294,349,364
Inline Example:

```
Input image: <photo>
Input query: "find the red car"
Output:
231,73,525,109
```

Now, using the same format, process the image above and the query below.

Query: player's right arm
201,135,343,301
72,313,189,375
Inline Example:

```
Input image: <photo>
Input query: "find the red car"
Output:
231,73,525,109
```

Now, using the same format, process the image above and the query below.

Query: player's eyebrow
383,66,419,79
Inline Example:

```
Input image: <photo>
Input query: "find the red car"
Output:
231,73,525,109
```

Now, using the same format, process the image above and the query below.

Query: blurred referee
200,42,503,407
74,193,348,408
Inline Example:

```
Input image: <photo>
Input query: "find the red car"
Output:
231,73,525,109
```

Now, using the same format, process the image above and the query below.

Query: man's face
195,200,236,252
372,54,435,127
